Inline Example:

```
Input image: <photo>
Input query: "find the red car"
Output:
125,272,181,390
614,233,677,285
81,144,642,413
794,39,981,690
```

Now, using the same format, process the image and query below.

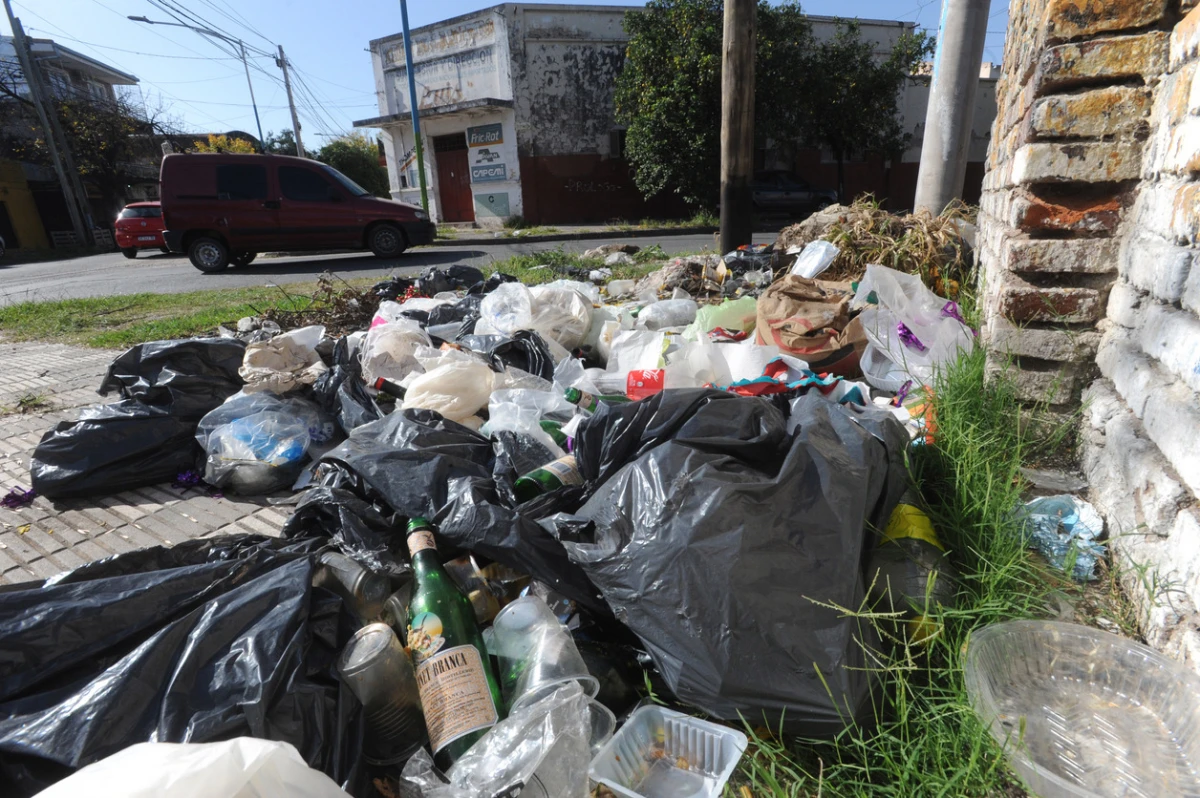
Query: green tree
262,128,300,155
615,0,812,210
614,1,931,209
315,132,389,197
796,20,933,203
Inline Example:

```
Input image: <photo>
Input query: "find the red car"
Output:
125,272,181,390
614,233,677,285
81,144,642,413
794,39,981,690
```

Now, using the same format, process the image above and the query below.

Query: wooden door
433,135,474,222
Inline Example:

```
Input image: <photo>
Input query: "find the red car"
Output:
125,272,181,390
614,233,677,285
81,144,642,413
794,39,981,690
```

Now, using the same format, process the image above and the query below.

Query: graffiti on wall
382,18,495,67
390,47,499,110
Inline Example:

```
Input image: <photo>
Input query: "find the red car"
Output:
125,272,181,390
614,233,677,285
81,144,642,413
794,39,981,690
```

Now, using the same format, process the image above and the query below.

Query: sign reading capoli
471,164,507,182
466,123,503,147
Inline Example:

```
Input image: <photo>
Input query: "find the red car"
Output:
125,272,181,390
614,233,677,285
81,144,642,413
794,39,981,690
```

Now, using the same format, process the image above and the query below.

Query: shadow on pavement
230,248,490,277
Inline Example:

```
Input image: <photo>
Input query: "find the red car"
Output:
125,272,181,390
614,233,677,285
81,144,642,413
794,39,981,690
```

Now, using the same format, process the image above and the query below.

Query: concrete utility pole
4,0,93,247
719,0,755,254
399,0,429,213
913,0,991,215
277,45,305,157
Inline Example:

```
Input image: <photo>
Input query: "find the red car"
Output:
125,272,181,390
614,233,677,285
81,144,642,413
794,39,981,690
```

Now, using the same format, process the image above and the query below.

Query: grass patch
487,246,661,285
605,210,719,231
733,346,1071,796
1,392,53,415
0,279,374,349
435,226,460,240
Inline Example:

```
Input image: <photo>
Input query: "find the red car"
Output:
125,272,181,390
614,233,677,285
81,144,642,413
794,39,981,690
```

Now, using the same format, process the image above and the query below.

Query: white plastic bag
529,284,594,349
609,329,665,373
480,282,535,336
852,264,975,386
239,325,328,394
789,239,840,279
403,360,495,424
361,318,432,385
33,738,351,798
637,298,697,330
487,388,573,457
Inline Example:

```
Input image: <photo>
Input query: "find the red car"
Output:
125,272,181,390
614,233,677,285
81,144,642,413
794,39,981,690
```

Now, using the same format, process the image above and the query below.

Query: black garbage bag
458,331,555,381
0,535,366,797
371,276,416,301
98,337,246,419
30,400,201,499
550,392,910,735
415,265,486,296
427,293,483,328
283,485,408,576
468,272,519,295
313,366,382,435
310,410,604,611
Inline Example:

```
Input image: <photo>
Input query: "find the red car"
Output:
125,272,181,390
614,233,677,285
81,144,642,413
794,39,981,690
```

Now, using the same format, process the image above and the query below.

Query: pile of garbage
8,248,981,797
773,198,977,299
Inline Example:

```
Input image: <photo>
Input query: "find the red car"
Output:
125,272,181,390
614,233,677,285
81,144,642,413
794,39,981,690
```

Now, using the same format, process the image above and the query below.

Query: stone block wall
979,0,1200,663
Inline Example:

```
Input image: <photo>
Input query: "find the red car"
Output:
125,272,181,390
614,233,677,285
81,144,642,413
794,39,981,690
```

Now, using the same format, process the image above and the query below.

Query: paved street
0,232,775,305
0,341,294,585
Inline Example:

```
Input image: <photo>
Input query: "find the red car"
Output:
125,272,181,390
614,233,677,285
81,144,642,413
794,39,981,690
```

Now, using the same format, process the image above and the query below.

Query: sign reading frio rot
466,123,503,147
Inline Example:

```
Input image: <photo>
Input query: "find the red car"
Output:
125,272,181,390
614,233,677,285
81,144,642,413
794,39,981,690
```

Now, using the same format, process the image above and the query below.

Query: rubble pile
6,237,982,798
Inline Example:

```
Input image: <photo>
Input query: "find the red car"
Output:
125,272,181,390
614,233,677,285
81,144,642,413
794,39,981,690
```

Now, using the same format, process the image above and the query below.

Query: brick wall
980,0,1200,662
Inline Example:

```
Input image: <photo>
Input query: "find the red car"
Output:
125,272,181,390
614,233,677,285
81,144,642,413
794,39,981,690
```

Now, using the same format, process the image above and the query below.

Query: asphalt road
0,232,775,305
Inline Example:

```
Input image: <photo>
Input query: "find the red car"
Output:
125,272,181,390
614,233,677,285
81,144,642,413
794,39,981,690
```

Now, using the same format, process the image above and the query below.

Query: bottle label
414,644,500,754
407,529,436,555
543,455,582,486
407,610,447,663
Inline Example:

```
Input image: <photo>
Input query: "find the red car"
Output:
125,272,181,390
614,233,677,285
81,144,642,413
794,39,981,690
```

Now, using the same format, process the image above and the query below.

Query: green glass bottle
405,517,504,769
513,454,582,503
563,386,630,413
539,419,569,449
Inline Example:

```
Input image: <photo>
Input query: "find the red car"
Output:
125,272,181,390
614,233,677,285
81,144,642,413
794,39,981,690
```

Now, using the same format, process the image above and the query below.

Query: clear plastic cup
489,595,599,712
588,698,617,756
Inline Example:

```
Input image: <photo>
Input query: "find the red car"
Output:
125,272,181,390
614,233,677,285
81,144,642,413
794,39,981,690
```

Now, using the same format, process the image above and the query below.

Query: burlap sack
755,276,867,376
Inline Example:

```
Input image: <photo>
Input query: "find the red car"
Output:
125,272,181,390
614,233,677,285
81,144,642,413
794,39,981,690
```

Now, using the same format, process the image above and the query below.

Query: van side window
216,164,268,200
280,166,334,202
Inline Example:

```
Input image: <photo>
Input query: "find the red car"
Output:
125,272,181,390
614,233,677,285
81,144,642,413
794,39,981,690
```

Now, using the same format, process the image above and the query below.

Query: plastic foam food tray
965,619,1200,798
589,705,748,798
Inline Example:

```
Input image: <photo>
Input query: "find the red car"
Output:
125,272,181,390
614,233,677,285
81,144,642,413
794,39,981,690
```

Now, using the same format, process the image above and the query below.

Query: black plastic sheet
467,272,519,296
0,535,365,797
415,265,485,296
30,400,201,499
551,391,910,735
458,330,556,381
427,294,483,328
308,410,604,611
283,486,409,576
97,338,246,419
313,366,382,435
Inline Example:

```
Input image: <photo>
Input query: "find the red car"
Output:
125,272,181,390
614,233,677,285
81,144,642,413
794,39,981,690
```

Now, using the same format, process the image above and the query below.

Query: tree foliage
193,133,257,153
314,132,389,198
796,21,933,202
262,128,300,156
614,1,932,209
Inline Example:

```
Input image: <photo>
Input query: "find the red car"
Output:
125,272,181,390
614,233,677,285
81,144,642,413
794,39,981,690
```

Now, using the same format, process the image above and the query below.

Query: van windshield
321,165,372,197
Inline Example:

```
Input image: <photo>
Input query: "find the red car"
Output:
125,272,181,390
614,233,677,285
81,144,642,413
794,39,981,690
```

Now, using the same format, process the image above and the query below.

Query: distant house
355,3,997,226
0,36,140,247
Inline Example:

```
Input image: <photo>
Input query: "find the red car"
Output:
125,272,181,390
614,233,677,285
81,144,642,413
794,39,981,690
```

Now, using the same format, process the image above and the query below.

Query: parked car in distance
750,171,838,216
159,153,435,273
114,201,167,259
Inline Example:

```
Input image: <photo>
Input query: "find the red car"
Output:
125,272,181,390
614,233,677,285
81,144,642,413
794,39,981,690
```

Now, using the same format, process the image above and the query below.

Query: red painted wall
519,155,689,224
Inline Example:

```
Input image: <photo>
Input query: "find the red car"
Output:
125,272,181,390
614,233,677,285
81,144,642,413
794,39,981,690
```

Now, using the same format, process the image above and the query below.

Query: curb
422,226,719,248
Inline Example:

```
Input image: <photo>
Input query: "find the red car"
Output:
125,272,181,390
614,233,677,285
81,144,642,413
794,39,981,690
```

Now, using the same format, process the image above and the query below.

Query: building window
279,166,333,201
610,129,627,159
216,164,268,200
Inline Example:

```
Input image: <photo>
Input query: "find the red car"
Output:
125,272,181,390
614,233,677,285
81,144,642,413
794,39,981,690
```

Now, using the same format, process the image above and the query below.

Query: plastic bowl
965,620,1200,798
589,705,747,798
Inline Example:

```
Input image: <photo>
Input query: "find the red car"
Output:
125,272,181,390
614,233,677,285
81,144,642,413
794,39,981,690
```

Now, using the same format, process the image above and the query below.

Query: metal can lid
338,622,398,673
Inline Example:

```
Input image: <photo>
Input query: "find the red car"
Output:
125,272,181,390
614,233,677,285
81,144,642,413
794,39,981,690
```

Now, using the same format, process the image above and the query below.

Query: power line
194,0,273,47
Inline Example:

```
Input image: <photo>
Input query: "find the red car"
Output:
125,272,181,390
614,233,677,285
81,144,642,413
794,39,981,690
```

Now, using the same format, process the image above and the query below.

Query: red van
159,153,434,272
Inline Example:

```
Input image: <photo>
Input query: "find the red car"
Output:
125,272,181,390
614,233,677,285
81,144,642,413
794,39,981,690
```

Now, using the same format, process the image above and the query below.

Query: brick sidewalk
0,341,292,585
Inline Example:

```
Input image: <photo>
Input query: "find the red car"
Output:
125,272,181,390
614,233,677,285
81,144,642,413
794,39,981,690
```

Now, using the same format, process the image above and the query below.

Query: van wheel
188,236,230,273
368,224,407,258
231,251,257,268
121,247,138,259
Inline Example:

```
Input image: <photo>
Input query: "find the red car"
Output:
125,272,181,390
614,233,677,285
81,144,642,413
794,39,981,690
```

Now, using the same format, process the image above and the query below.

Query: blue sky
3,0,1010,142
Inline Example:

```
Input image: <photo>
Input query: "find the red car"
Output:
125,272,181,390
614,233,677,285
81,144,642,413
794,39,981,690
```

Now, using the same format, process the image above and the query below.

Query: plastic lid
339,623,396,671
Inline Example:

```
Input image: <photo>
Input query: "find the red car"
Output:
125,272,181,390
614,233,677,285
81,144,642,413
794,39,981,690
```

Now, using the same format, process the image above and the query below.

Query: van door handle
262,200,281,209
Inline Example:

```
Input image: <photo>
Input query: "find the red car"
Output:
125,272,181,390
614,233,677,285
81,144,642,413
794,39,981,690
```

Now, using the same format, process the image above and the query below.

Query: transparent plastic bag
32,738,351,798
480,282,535,336
361,318,432,385
197,392,335,449
684,296,759,340
402,360,495,424
529,284,594,350
852,265,975,386
637,298,697,331
487,388,574,457
400,682,591,798
204,410,311,494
